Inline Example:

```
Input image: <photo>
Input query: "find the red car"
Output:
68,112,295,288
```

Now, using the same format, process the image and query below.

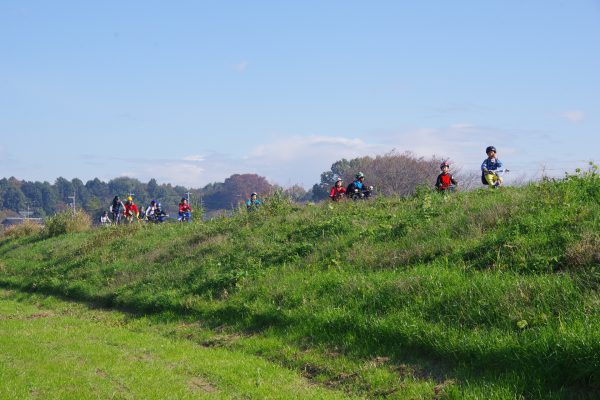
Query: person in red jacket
123,196,140,223
178,198,192,222
435,161,458,192
330,178,346,201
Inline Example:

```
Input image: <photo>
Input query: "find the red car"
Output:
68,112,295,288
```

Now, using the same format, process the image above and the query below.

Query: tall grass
44,209,91,237
0,168,598,398
1,220,43,239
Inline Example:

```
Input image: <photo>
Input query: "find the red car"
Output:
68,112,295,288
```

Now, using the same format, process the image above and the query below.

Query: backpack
346,183,357,197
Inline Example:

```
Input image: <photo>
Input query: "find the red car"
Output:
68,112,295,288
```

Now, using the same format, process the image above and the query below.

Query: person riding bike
123,196,140,223
330,178,346,201
481,146,507,188
145,200,158,221
100,211,112,226
246,192,263,211
435,161,458,192
178,198,192,222
148,202,169,223
346,172,372,199
110,196,124,225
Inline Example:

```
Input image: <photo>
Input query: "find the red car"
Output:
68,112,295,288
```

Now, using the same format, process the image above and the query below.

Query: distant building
1,217,44,228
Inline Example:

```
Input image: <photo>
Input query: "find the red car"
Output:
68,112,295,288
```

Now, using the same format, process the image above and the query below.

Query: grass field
1,166,598,399
0,289,357,399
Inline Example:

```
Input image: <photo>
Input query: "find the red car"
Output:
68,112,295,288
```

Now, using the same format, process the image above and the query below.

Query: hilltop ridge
1,169,599,399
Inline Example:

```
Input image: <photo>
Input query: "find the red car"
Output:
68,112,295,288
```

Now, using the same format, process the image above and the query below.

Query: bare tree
314,150,446,199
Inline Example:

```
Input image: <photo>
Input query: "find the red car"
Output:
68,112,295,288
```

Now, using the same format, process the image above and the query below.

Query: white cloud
241,134,390,187
182,154,204,162
560,110,585,123
142,162,206,186
89,126,520,189
249,135,374,162
119,171,137,178
449,123,476,130
381,123,518,171
234,60,249,73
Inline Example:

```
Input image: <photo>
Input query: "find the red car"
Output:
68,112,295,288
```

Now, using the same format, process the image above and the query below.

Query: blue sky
1,1,598,188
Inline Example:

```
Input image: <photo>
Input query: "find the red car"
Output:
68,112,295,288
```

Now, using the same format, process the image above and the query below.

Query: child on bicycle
330,178,346,201
435,161,458,192
246,192,263,211
124,196,140,223
346,172,372,199
178,198,192,221
481,146,505,188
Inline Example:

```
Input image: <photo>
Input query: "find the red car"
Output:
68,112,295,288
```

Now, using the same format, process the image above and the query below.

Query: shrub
44,210,92,237
2,220,43,239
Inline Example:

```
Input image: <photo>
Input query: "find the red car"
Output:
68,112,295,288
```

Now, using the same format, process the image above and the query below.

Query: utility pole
185,191,191,202
20,201,34,220
67,191,76,214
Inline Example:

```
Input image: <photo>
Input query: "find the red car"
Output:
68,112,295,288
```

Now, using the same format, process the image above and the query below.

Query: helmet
440,161,449,169
181,197,187,202
336,178,343,182
355,172,365,179
127,196,133,201
157,202,161,208
251,192,257,196
486,146,497,154
150,199,156,204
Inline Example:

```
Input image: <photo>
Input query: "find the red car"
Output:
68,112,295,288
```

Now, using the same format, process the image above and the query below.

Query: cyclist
330,178,346,201
178,198,192,222
346,172,372,199
124,196,139,223
145,200,159,221
100,211,112,226
110,196,124,225
481,146,506,188
246,192,263,211
435,161,458,192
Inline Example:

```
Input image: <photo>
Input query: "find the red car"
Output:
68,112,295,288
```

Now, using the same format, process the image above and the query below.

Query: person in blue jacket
346,172,372,199
481,145,507,188
246,192,262,211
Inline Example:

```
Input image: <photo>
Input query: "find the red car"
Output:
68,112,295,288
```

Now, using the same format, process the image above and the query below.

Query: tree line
1,152,442,218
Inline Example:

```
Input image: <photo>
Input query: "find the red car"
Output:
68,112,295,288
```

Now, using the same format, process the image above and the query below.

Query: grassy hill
1,167,598,399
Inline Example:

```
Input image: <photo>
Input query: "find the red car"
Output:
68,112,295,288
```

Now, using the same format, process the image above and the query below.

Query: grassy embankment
0,167,599,399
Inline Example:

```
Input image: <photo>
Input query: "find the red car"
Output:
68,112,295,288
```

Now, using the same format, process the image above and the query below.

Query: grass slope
1,169,599,399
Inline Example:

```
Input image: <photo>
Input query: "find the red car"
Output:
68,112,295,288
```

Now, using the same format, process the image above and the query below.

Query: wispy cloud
249,135,374,162
241,135,390,186
142,162,206,186
234,60,249,73
182,154,205,162
76,126,519,188
380,123,518,169
559,110,585,123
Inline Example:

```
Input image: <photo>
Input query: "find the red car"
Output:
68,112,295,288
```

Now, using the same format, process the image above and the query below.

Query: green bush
44,210,92,237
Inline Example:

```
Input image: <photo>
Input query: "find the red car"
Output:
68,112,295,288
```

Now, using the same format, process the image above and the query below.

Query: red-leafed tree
202,174,273,210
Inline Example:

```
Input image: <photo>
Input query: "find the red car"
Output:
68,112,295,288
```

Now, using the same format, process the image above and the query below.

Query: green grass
0,168,599,399
0,289,354,399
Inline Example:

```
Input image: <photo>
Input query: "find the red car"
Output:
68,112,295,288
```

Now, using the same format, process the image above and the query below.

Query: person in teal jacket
246,192,262,211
